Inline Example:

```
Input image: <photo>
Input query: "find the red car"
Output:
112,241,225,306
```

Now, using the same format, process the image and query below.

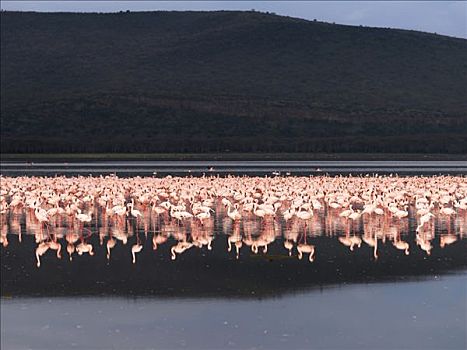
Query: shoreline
2,153,467,162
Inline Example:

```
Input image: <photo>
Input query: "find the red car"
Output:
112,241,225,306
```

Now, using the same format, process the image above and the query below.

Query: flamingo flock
0,174,465,267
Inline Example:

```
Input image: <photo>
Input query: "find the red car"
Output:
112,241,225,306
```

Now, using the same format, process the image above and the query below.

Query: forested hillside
1,11,466,153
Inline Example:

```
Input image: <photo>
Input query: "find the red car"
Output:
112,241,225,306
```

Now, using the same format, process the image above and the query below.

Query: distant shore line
2,153,467,162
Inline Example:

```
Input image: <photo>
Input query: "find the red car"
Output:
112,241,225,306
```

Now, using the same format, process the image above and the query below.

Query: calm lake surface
1,162,466,349
1,160,467,175
2,273,466,350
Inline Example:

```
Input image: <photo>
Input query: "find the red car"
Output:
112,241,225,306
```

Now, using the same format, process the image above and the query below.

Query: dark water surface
1,164,466,349
1,227,466,298
2,273,466,350
2,160,467,176
1,211,466,349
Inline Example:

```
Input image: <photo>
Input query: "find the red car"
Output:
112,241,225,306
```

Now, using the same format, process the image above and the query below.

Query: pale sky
1,1,466,38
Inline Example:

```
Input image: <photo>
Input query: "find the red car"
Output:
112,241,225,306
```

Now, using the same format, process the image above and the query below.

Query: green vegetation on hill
1,10,466,153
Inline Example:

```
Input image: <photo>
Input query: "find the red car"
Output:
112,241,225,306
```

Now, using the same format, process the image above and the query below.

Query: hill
1,10,466,153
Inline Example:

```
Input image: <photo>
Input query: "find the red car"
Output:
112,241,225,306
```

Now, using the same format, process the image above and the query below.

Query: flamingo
152,233,168,250
440,206,456,216
128,199,143,218
227,204,241,221
440,234,457,248
131,242,143,264
284,240,294,256
171,241,193,260
339,205,354,218
76,212,92,223
394,206,409,219
106,237,116,259
416,212,435,232
296,206,313,220
297,243,315,262
35,242,50,267
282,207,295,222
34,204,49,225
76,242,94,256
66,243,75,261
393,240,410,255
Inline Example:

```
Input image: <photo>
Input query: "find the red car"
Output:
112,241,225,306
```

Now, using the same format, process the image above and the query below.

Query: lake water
1,160,467,175
2,273,466,349
1,162,466,349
